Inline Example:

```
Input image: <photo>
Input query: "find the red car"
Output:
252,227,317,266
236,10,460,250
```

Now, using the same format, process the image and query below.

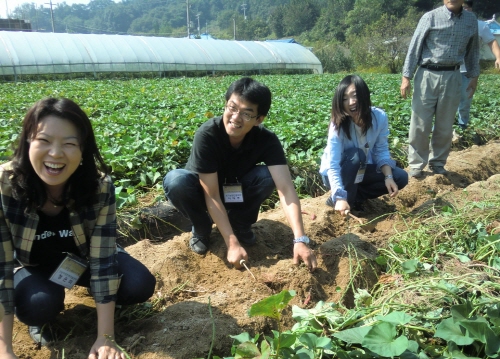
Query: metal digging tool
345,211,376,232
239,259,257,281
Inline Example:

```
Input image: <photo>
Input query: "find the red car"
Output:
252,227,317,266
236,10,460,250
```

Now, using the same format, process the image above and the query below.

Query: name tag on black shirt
223,183,244,203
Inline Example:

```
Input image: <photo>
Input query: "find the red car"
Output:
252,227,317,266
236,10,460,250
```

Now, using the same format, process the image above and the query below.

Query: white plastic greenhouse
0,31,323,79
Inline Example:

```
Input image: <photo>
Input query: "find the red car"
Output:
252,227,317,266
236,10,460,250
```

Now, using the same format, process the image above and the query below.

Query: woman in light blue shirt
319,75,408,215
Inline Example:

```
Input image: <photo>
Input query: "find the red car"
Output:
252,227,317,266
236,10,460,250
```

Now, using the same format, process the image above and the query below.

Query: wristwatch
293,235,310,244
384,175,393,180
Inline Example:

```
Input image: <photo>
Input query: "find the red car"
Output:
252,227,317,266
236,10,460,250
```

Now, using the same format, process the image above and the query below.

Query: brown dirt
11,140,500,359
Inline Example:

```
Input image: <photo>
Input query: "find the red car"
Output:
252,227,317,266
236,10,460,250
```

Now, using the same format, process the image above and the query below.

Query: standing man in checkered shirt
400,0,479,178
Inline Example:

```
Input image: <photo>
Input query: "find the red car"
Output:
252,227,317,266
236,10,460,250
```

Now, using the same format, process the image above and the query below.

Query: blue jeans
322,147,408,205
14,252,156,326
163,166,276,236
457,73,471,129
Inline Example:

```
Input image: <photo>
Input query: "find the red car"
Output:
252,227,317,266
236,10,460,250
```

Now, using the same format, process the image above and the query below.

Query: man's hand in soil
293,242,317,271
227,241,248,269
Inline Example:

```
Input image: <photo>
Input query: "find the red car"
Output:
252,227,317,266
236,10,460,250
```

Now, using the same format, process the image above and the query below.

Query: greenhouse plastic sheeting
0,31,323,76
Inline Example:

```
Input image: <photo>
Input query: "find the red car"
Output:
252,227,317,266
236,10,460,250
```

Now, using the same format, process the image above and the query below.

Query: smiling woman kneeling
0,98,155,359
319,75,408,216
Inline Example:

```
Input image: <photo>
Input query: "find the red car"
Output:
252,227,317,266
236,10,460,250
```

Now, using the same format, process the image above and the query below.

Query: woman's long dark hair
9,98,109,210
330,75,372,140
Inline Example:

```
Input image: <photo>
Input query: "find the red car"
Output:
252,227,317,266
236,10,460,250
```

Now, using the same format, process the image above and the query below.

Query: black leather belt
421,64,460,71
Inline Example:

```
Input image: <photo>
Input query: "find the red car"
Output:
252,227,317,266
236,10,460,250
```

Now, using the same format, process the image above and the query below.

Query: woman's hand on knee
335,200,350,216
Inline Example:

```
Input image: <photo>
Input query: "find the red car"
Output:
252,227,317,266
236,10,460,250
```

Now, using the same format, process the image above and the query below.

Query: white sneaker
452,130,462,144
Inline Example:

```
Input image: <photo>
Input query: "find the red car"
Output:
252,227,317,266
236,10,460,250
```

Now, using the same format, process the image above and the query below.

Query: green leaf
401,259,419,274
451,302,473,322
446,341,482,359
234,342,261,359
260,339,271,359
229,332,254,344
486,304,500,327
434,318,474,346
377,311,414,325
454,254,471,263
292,306,312,322
315,336,332,349
375,255,388,265
298,333,332,350
294,348,314,359
248,290,296,320
333,326,371,344
400,350,419,359
278,333,296,349
393,245,405,254
362,322,409,357
459,315,490,342
485,327,500,357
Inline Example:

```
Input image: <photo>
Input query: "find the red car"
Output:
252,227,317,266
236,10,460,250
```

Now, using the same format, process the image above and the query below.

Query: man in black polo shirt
163,77,317,271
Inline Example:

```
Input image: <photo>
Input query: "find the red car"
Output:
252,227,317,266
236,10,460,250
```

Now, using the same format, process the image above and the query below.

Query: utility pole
186,0,190,38
5,0,11,29
233,18,236,40
241,4,247,20
45,0,55,32
196,13,200,37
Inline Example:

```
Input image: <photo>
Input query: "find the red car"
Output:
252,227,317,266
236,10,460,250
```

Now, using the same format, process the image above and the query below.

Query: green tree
63,14,86,33
269,5,285,38
309,0,355,42
348,7,422,73
345,0,413,37
237,18,270,40
313,41,355,73
282,0,320,36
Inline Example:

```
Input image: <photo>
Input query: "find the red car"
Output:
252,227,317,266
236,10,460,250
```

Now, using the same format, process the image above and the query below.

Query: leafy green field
1,74,499,207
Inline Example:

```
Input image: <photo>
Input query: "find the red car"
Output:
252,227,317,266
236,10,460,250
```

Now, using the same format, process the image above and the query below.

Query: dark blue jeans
14,252,156,326
163,165,276,236
322,147,408,205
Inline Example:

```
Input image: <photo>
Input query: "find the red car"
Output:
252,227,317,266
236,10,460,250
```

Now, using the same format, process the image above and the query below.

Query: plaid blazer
0,162,121,314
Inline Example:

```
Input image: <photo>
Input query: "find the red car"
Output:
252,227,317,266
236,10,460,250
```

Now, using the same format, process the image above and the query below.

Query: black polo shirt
185,116,287,185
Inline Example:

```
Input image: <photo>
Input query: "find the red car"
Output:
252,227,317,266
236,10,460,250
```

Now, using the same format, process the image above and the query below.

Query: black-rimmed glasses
225,102,259,121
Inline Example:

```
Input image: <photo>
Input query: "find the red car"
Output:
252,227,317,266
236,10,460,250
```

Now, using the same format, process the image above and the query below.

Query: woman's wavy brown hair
9,98,109,209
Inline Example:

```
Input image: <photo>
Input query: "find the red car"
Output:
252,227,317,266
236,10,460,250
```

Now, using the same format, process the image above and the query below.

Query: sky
1,0,93,18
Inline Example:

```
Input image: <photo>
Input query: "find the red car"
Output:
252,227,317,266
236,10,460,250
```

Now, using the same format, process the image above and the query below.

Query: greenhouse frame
0,31,323,80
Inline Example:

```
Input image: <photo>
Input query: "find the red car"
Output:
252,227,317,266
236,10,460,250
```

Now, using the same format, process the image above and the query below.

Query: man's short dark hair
464,1,473,7
225,77,272,117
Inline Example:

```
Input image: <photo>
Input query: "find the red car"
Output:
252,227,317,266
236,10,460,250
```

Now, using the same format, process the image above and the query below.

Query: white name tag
354,164,367,184
223,183,244,203
49,253,88,289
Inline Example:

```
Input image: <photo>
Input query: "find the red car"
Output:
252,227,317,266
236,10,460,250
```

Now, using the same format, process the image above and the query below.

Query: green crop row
1,74,499,206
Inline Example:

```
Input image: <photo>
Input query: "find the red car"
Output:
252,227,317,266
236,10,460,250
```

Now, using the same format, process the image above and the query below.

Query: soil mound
11,140,500,359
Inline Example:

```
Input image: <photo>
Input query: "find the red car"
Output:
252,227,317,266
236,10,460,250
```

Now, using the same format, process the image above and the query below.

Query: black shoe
429,165,447,175
189,234,210,254
325,197,334,208
234,228,257,246
29,325,54,346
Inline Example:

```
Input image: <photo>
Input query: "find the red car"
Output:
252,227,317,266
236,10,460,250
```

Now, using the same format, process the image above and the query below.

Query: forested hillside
8,0,500,73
